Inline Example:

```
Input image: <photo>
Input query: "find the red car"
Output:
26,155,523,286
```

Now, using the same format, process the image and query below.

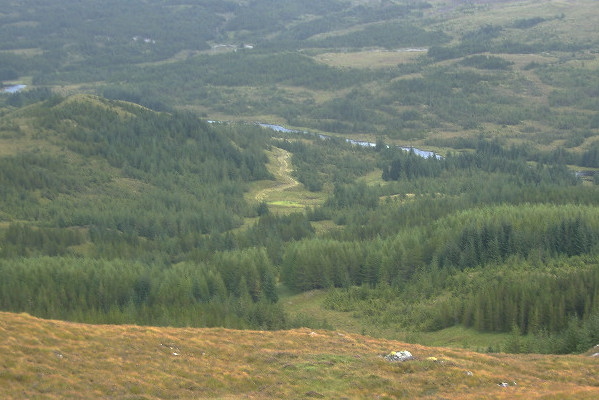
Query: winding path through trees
255,147,300,202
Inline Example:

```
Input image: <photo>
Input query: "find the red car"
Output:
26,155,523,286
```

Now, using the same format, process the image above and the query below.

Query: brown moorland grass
1,312,598,399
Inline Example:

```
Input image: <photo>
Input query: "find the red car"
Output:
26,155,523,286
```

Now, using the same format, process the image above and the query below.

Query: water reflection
1,84,27,93
259,123,442,159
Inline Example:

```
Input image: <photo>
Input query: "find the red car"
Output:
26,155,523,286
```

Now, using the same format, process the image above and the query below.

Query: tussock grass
1,312,598,399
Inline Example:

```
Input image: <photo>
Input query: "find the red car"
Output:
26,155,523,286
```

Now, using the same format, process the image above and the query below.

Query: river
1,84,27,94
258,123,442,159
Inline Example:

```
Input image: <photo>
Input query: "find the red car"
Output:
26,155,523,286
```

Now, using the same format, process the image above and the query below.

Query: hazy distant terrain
2,0,598,150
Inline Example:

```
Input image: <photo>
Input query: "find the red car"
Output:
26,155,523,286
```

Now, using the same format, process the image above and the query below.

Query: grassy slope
281,289,510,351
1,312,598,399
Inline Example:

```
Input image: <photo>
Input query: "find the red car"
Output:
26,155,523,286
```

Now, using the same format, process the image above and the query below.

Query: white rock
384,350,414,362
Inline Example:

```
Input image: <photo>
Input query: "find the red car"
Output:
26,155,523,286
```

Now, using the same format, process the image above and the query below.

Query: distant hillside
3,0,598,151
1,91,599,349
0,94,271,239
1,311,598,399
0,94,299,331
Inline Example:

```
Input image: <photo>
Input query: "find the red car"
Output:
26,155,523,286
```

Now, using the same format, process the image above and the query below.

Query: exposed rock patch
384,350,414,362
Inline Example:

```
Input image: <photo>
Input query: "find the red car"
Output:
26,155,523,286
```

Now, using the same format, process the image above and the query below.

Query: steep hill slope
1,312,598,399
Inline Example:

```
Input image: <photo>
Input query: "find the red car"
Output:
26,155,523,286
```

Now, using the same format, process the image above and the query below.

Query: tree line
0,249,287,329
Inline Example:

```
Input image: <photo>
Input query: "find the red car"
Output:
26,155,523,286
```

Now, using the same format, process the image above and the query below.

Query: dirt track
255,147,299,202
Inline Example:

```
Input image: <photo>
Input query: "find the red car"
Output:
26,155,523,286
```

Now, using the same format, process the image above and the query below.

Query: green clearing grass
280,288,510,352
314,49,426,69
310,219,343,235
406,326,509,352
268,200,305,208
359,169,385,186
246,145,330,216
